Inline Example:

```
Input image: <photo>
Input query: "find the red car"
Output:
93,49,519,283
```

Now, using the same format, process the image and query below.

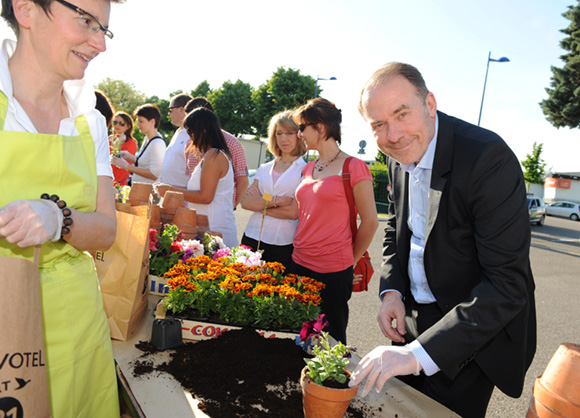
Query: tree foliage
191,80,212,98
521,142,546,185
540,3,580,128
252,68,317,136
208,80,255,137
375,149,387,164
94,78,147,114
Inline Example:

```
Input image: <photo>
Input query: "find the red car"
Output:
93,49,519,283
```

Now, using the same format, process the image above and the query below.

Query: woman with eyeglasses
0,1,123,416
158,107,238,248
290,98,378,344
240,110,306,267
109,110,137,186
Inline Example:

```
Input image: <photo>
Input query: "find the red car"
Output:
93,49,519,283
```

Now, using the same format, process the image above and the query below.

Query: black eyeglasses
113,120,126,127
55,0,114,39
298,123,315,132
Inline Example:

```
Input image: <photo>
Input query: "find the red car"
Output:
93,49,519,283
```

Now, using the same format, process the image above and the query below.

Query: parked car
546,201,580,221
527,196,546,226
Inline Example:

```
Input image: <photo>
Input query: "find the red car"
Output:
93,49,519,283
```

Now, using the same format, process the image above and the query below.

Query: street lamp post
314,75,337,98
478,51,510,126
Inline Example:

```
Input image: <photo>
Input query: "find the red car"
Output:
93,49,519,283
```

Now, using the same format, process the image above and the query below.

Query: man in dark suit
349,62,536,418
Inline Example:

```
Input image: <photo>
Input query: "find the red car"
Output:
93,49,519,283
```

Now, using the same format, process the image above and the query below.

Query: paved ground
234,209,580,417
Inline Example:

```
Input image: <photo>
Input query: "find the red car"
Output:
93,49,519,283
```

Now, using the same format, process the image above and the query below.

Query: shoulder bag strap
341,157,358,244
135,134,162,167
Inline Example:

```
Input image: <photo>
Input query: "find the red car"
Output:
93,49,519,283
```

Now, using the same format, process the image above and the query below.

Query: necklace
277,157,295,169
314,149,341,172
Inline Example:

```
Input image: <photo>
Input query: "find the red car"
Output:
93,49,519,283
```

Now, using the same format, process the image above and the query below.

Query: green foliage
375,149,387,164
252,67,317,136
521,142,546,185
304,332,354,385
94,78,146,114
540,3,580,128
191,80,212,98
208,80,255,136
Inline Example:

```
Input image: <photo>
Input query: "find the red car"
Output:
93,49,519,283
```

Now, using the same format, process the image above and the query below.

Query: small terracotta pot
196,214,209,229
527,343,580,417
150,204,161,224
129,182,152,201
173,207,197,227
115,201,132,213
175,224,198,235
162,191,186,209
206,231,223,239
300,367,358,418
126,198,149,207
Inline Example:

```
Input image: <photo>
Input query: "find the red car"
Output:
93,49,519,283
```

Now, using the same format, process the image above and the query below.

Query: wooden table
112,295,459,417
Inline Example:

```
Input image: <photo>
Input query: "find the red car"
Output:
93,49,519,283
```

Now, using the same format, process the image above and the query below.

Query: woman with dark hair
240,110,306,267
109,110,137,186
158,107,238,247
290,97,378,344
111,103,166,184
0,0,123,416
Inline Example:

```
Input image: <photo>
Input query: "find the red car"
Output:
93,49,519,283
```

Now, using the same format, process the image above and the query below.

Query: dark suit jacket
380,111,537,398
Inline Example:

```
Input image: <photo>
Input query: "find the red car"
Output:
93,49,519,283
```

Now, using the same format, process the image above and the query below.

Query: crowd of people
0,2,536,418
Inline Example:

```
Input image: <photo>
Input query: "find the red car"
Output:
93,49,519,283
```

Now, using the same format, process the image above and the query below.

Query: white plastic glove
111,155,130,170
348,345,422,397
0,199,64,247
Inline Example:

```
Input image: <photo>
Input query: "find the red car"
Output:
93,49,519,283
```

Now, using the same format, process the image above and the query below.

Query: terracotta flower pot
197,214,209,230
162,191,186,210
173,207,197,227
300,367,358,418
527,343,580,417
151,204,161,224
129,182,153,201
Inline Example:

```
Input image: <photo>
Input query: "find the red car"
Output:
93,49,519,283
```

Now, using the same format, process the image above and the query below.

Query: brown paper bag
0,247,51,417
94,204,150,340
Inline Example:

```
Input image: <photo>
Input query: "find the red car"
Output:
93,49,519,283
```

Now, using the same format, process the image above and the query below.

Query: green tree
208,80,255,136
375,149,387,164
191,80,212,98
94,78,146,114
539,2,580,128
521,142,546,185
252,67,317,137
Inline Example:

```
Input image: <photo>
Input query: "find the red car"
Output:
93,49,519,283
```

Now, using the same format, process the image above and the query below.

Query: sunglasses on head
298,123,315,132
113,120,126,127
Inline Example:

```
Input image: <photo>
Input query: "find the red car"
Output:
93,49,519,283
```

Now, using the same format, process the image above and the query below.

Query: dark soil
132,327,378,417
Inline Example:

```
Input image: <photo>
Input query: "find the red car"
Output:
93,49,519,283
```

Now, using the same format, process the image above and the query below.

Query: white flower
181,239,205,257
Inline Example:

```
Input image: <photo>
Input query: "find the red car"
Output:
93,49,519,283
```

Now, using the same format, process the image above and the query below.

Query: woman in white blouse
111,103,166,184
241,111,306,267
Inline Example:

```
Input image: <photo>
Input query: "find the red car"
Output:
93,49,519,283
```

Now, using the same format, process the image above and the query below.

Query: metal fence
371,169,389,214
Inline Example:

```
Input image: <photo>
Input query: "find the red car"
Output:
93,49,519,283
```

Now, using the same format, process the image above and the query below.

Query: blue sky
1,0,578,172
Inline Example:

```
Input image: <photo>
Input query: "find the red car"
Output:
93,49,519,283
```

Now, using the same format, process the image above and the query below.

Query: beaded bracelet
40,193,73,236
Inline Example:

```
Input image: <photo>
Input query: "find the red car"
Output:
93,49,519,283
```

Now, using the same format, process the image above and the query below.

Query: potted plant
299,315,359,418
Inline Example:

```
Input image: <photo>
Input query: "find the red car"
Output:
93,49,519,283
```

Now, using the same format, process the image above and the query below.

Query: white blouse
243,157,306,245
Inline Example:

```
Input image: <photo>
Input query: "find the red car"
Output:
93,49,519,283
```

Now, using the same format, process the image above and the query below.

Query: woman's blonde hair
267,110,306,157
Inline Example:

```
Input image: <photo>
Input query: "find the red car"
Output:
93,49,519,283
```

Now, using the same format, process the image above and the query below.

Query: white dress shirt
159,127,190,187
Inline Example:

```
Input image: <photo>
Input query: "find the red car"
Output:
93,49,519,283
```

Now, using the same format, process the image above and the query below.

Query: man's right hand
377,291,407,343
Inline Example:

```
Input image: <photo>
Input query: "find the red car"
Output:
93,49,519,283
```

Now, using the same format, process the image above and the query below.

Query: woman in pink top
291,98,378,343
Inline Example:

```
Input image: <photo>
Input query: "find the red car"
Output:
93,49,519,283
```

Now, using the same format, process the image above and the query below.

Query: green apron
0,92,119,417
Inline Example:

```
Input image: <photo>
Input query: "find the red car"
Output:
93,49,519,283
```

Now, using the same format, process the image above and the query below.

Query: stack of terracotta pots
127,182,152,206
527,343,580,417
160,191,186,225
150,204,162,232
173,207,198,240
